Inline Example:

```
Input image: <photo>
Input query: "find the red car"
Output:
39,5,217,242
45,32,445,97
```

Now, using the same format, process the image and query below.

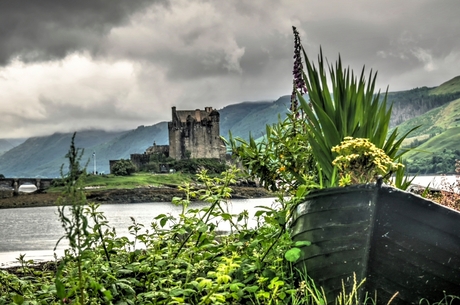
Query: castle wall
121,106,226,172
168,107,226,160
145,144,169,156
130,154,150,170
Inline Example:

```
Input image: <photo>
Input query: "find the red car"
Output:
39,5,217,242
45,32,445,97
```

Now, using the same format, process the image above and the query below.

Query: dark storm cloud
1,0,460,139
0,0,161,65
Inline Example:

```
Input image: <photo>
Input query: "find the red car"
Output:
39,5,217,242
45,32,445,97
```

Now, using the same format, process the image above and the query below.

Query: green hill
429,75,460,95
405,127,460,159
388,87,460,127
402,127,460,174
395,98,460,140
396,97,460,174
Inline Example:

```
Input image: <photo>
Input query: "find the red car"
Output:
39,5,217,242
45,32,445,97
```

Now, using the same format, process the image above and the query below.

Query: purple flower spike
290,80,298,115
292,26,307,96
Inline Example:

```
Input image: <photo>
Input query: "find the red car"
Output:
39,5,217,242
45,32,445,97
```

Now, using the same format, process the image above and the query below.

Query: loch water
0,198,278,267
1,175,457,267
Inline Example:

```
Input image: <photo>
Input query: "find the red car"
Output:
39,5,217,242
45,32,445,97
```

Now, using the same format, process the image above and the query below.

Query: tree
112,159,137,176
0,174,5,179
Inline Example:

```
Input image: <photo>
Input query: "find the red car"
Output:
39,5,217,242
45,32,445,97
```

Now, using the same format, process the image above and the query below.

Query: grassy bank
49,172,194,192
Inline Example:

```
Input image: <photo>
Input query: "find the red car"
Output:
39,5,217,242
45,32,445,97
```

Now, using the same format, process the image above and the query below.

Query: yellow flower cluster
331,137,403,185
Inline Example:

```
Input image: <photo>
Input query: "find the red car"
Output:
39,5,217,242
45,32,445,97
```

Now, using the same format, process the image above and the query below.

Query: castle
125,106,226,172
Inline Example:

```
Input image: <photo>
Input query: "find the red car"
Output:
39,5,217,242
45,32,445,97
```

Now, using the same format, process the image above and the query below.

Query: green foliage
0,166,314,304
0,143,456,304
0,173,4,179
226,112,318,193
392,158,416,191
228,29,416,191
111,159,137,176
54,133,97,304
298,47,417,185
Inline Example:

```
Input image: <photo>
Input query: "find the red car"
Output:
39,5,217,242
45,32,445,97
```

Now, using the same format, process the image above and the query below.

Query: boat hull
290,184,460,304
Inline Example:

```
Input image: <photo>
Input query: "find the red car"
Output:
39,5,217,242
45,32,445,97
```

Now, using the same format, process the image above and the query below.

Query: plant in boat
228,27,416,193
292,26,417,187
331,137,403,186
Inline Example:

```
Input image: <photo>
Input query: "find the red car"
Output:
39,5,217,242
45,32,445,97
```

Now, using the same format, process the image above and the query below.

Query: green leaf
55,278,66,299
197,223,208,233
245,285,259,293
221,213,232,221
12,294,24,305
294,240,311,247
160,217,168,228
284,247,302,262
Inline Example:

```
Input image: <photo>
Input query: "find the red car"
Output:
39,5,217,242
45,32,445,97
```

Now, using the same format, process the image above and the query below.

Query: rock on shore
0,186,273,209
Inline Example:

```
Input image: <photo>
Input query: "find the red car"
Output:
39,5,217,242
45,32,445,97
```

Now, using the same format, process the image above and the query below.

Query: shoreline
0,186,273,209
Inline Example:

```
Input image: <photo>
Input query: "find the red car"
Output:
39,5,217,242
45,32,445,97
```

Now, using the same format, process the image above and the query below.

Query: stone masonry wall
168,106,226,160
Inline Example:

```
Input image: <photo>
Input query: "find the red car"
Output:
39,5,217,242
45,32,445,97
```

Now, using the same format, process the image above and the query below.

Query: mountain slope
0,138,25,156
219,95,291,140
1,75,460,178
0,98,289,177
429,75,460,95
0,130,127,177
395,97,460,140
405,127,460,160
396,97,460,174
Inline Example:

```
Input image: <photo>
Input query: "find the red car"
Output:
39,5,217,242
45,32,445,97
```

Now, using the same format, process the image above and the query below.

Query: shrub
111,159,137,176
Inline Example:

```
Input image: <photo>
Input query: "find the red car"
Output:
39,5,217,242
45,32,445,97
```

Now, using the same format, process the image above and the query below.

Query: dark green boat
290,180,460,305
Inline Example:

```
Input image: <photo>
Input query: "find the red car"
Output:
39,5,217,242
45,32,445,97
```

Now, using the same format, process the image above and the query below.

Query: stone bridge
0,178,55,194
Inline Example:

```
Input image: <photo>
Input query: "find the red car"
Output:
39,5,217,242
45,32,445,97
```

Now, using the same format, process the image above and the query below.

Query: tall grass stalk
54,133,91,304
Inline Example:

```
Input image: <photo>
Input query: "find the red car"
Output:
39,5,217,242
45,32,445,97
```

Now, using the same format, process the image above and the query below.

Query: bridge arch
0,178,55,194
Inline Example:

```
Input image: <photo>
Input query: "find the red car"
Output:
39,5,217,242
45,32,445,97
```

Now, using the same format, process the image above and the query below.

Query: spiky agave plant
292,26,418,185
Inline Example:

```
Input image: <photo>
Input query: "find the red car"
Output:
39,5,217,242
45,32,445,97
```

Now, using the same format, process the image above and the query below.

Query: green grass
391,106,444,139
49,172,194,192
429,75,460,95
434,98,460,129
392,98,460,139
404,126,460,160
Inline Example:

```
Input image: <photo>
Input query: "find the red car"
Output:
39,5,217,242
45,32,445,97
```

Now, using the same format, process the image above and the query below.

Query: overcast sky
1,0,459,139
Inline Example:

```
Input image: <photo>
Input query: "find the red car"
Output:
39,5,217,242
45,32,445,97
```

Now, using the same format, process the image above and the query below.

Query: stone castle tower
168,106,226,160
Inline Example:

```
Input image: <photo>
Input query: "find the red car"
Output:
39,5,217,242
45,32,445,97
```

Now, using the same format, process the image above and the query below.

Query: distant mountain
219,95,291,140
1,75,460,177
0,98,291,177
0,138,26,156
0,130,128,177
